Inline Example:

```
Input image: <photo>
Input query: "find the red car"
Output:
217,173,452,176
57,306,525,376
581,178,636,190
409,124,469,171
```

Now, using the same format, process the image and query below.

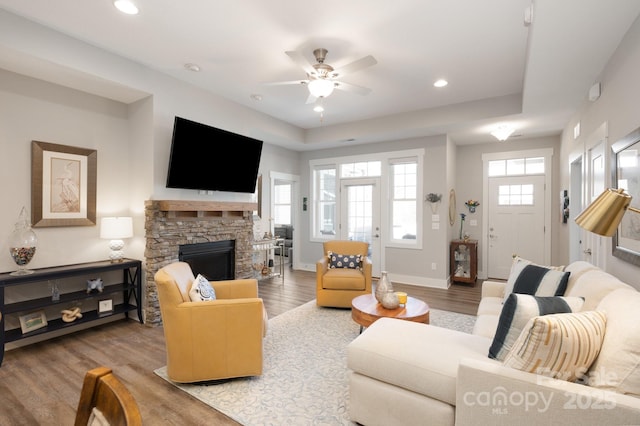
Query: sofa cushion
503,257,569,303
188,274,216,301
564,268,633,311
327,251,363,270
489,294,585,361
588,288,640,397
472,314,500,339
347,318,493,406
502,310,607,382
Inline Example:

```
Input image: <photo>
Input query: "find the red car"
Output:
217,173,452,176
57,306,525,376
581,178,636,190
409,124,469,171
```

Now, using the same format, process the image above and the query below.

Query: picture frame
98,299,113,314
611,126,640,266
31,141,97,227
19,310,48,334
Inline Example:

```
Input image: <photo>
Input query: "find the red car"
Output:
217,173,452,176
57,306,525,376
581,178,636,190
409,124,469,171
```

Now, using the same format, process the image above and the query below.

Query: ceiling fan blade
263,79,309,86
333,81,372,96
329,55,377,78
285,51,317,76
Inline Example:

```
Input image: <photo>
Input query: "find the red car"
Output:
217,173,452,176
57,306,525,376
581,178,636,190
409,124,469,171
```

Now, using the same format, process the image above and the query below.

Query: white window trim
309,149,424,251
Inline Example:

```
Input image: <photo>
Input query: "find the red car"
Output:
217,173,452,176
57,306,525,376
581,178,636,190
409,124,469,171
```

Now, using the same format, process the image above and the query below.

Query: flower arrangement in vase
465,200,480,213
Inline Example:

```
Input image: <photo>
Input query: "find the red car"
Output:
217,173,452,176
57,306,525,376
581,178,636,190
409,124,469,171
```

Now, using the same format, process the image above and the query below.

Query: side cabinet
0,258,142,366
450,239,478,285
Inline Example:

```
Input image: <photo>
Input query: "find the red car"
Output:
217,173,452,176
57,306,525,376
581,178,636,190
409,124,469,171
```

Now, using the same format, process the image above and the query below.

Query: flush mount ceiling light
434,79,448,88
307,79,335,98
491,124,516,141
113,0,139,15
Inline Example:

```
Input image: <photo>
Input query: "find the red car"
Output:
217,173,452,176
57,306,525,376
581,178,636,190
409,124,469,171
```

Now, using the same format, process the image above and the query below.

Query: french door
339,178,381,276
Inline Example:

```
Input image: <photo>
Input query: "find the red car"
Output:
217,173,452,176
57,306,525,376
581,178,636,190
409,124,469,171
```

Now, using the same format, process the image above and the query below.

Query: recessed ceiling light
434,79,448,88
184,63,201,72
114,0,139,15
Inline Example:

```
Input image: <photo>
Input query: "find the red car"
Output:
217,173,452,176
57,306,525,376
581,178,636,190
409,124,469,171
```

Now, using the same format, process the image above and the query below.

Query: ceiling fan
266,48,377,104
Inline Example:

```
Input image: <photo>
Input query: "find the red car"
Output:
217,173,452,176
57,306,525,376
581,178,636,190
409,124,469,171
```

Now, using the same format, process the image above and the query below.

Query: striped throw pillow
502,310,607,382
503,258,570,303
489,294,585,361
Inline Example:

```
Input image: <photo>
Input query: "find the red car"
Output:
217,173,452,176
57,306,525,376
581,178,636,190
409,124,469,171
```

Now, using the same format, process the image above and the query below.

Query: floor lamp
575,188,640,236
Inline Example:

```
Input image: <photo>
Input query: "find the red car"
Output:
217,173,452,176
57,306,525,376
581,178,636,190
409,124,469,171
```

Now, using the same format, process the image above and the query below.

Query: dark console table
0,258,142,366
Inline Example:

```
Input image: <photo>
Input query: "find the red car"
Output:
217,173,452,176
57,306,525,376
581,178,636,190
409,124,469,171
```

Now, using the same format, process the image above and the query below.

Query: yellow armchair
316,241,372,308
155,262,265,383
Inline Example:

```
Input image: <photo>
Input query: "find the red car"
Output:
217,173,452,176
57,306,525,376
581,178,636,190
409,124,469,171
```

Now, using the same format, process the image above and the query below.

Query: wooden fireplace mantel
147,200,257,220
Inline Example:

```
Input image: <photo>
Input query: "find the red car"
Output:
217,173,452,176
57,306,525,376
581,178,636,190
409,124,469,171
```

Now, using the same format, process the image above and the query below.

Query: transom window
488,157,545,176
340,161,381,178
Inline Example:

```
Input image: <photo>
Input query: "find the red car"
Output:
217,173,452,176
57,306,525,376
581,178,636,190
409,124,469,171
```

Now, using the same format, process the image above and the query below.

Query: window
310,149,423,248
341,161,381,178
498,184,534,205
313,166,337,238
390,159,417,241
488,157,545,176
273,182,292,225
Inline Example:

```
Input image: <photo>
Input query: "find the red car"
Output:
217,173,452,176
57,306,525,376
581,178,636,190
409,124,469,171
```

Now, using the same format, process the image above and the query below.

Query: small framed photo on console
19,311,48,334
98,299,113,314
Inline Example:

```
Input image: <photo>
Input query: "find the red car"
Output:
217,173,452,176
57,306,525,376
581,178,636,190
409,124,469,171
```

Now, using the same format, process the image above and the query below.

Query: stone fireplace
143,200,257,326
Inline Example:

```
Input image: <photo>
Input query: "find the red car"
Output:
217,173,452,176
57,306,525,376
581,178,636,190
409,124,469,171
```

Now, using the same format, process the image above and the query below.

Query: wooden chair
75,366,142,426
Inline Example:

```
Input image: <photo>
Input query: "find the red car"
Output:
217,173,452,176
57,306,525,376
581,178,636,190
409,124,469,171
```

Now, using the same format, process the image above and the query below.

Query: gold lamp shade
575,188,633,237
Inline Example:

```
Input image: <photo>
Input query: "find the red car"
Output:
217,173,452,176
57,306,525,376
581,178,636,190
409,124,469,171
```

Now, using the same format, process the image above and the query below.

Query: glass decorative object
381,290,400,309
8,206,37,276
375,271,394,303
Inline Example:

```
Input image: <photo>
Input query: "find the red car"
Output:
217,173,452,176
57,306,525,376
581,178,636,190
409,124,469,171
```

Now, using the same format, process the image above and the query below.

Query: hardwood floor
0,269,481,425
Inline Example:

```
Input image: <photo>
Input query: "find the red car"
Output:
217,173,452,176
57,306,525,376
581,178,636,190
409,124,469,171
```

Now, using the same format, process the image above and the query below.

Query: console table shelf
0,258,142,366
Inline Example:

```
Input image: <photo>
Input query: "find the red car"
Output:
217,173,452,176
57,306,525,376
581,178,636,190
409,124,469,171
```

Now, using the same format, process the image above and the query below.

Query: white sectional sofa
347,261,640,425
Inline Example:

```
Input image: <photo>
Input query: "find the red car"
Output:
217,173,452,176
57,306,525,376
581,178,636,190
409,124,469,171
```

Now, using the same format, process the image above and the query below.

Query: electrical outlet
431,262,437,270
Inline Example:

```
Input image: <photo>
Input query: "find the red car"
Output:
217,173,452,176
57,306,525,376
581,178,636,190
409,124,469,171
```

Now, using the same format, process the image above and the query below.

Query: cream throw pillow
502,310,606,382
587,289,640,396
188,274,216,301
489,294,585,361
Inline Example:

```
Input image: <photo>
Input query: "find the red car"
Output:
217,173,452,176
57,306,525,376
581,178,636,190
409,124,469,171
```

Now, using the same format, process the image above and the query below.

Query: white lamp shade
100,217,133,239
308,79,335,98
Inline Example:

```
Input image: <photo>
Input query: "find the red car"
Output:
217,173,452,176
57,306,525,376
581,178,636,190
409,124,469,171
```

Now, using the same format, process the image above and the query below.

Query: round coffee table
351,293,430,333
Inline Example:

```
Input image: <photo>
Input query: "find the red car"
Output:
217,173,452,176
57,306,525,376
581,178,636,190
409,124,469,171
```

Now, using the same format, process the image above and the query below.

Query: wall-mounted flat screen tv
166,116,263,193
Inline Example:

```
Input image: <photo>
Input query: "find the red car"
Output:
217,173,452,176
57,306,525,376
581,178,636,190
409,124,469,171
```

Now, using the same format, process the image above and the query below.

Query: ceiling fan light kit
308,79,335,98
271,48,377,104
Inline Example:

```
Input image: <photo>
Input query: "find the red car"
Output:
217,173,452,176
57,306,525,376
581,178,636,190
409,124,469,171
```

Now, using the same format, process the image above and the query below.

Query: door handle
584,249,592,255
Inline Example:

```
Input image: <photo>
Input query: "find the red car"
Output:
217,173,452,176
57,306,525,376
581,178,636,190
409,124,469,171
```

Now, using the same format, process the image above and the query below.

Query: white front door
487,175,546,279
340,178,381,277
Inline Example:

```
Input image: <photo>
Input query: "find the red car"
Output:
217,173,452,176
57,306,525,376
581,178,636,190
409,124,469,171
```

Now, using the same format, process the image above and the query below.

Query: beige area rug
154,300,476,425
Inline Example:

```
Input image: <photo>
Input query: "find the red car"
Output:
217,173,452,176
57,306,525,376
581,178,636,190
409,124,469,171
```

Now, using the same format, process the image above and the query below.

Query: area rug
154,301,476,425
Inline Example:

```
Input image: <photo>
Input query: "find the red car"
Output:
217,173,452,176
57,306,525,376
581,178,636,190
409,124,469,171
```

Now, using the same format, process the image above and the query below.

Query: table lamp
100,217,133,262
575,188,640,236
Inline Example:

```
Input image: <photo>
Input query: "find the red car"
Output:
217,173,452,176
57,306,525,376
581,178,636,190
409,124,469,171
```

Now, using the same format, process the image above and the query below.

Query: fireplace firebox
179,240,235,281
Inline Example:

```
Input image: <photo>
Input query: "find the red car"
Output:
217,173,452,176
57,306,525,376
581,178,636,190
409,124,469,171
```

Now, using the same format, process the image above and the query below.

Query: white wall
558,14,640,288
0,69,133,271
